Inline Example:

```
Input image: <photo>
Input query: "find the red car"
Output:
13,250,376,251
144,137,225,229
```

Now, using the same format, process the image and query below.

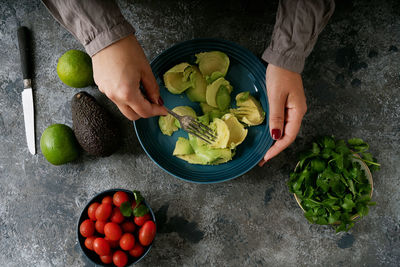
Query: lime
57,50,94,88
40,124,80,165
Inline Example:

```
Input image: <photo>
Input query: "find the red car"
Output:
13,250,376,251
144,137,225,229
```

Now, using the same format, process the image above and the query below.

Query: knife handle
17,26,32,80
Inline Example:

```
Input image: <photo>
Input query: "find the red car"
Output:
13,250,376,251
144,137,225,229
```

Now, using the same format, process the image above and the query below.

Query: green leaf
133,190,144,206
312,142,320,155
120,201,133,217
316,175,329,192
356,204,369,217
348,138,369,152
321,148,332,159
133,204,149,217
348,180,356,195
311,158,326,173
341,198,355,211
320,136,335,149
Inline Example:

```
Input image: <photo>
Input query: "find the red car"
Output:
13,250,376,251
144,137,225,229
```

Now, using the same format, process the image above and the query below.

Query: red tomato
100,253,113,264
102,196,113,205
104,222,122,241
121,221,136,233
95,203,112,221
134,213,151,226
105,236,120,248
84,236,96,251
129,243,144,258
110,207,125,224
80,219,95,237
95,220,106,235
113,250,128,267
93,237,110,256
113,191,130,207
139,221,156,246
119,233,135,251
87,202,100,221
131,201,137,210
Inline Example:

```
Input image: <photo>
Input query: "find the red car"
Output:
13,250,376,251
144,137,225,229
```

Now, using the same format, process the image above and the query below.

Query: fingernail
271,129,281,140
157,96,164,106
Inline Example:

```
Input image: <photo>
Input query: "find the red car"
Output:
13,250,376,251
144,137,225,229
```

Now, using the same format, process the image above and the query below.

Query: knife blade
18,26,36,155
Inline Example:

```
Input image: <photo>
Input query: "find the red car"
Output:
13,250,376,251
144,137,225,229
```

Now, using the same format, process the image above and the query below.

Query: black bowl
77,189,156,266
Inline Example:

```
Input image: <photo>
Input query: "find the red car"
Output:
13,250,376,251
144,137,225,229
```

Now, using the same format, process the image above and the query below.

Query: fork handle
165,108,180,119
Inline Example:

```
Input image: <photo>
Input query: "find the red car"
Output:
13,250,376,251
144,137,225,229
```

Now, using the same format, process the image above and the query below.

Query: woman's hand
92,35,167,120
259,64,307,166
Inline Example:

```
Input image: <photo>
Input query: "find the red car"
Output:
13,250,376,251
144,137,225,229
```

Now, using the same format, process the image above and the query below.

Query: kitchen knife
18,26,36,155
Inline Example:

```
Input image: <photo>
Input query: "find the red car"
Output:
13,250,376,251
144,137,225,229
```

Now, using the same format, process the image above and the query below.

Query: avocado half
71,91,120,157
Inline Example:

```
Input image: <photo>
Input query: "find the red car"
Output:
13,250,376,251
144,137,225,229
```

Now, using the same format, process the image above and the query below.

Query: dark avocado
71,91,120,156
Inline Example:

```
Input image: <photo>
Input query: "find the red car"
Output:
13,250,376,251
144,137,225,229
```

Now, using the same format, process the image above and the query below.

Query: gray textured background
1,0,399,266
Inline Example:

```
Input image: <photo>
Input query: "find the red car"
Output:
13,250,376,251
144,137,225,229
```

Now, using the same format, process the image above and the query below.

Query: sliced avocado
163,63,193,94
230,92,265,126
71,92,120,157
186,133,232,164
159,114,178,136
209,118,230,149
216,85,231,111
200,102,216,114
208,109,225,122
197,113,210,126
186,66,207,102
173,137,194,155
172,106,197,128
222,113,248,149
206,77,232,108
195,51,230,83
176,154,208,165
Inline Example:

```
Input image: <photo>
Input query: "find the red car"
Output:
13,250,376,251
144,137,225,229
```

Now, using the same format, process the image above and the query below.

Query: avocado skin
71,91,120,157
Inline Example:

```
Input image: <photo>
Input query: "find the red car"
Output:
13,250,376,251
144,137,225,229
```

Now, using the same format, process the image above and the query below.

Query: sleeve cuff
84,20,135,57
262,47,306,74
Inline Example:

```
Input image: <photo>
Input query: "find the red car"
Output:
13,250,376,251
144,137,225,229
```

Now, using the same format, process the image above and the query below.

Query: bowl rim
293,153,373,224
76,188,156,266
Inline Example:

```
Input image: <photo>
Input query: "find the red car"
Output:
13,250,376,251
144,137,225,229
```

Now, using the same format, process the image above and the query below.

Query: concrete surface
0,0,399,266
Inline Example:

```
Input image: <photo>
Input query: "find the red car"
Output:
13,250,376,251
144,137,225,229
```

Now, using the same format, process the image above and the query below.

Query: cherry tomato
113,191,130,207
95,220,106,235
129,243,144,258
102,196,113,205
113,250,128,267
131,201,137,210
104,222,122,241
139,220,156,246
84,236,96,251
80,219,95,237
93,237,110,256
119,233,135,251
95,203,112,221
105,236,120,248
100,253,113,264
134,213,151,226
121,221,136,233
87,202,100,221
110,207,124,224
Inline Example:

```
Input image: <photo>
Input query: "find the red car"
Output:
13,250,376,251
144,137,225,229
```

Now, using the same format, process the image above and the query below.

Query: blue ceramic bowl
77,189,156,266
134,38,273,183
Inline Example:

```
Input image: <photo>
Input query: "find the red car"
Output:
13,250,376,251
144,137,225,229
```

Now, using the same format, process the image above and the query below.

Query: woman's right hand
92,34,167,120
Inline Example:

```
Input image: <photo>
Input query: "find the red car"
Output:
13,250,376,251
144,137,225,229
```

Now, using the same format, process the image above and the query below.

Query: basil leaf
133,204,149,217
120,201,132,217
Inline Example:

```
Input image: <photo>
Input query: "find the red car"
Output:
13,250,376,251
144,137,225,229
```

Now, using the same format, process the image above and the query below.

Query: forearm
263,0,335,73
42,0,135,56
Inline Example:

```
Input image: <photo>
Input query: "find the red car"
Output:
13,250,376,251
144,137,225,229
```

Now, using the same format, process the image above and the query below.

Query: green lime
40,124,80,165
57,50,94,88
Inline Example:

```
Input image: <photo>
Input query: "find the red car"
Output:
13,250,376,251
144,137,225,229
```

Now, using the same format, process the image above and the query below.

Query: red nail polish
157,96,164,106
271,129,281,140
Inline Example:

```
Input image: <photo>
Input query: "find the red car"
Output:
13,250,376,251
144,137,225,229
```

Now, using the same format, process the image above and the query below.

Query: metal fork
165,108,217,144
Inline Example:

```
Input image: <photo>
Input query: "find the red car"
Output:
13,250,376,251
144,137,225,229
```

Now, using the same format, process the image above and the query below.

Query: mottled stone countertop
0,0,399,266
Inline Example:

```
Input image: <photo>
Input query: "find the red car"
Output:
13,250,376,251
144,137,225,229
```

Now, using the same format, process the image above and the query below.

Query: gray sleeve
42,0,135,56
262,0,335,73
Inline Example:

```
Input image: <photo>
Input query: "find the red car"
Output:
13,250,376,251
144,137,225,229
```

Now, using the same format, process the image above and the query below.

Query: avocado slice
199,102,216,114
209,118,230,149
206,77,232,109
176,154,208,165
158,114,178,136
163,63,193,94
171,106,197,128
230,92,265,126
173,137,194,155
71,92,120,157
195,51,230,83
222,113,248,149
197,113,210,126
216,85,231,111
186,66,207,102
